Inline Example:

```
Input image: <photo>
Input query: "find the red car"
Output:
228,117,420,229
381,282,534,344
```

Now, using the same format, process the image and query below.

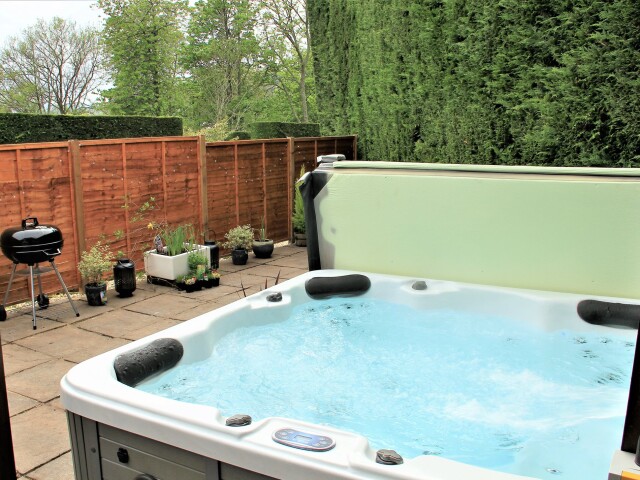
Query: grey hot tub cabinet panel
67,412,276,480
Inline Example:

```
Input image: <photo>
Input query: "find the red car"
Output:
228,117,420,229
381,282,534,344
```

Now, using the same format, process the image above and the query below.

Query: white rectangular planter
143,245,210,281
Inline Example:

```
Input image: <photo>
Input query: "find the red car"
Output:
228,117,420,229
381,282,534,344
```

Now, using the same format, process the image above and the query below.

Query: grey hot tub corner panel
67,412,101,480
67,413,277,480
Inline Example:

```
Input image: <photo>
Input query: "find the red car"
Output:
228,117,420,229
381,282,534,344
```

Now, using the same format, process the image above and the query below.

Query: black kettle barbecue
0,218,79,329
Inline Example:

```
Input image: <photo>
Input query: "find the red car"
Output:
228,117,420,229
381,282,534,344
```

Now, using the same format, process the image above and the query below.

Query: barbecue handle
21,218,39,229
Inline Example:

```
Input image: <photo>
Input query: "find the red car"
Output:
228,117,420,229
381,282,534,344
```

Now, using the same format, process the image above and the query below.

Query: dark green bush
224,131,251,141
0,113,183,144
249,122,321,139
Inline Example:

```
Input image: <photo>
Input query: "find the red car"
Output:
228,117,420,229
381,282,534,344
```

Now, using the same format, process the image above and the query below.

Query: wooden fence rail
0,135,357,305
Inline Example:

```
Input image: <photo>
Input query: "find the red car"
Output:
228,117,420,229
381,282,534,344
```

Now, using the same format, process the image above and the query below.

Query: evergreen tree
97,0,188,116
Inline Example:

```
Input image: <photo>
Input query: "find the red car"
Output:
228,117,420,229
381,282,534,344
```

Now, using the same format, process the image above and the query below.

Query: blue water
138,298,636,480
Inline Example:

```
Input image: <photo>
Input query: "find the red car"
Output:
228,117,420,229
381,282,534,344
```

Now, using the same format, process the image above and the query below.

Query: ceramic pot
231,249,248,265
252,240,274,259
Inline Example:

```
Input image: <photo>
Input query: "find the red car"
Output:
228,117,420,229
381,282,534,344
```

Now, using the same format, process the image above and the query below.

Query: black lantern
113,259,136,297
204,240,220,269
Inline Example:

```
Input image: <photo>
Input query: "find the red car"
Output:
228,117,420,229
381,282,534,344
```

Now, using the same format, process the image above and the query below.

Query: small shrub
223,225,254,250
78,241,112,286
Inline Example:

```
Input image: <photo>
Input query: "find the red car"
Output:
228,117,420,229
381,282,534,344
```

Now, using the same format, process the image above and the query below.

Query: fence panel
0,135,356,305
0,143,79,303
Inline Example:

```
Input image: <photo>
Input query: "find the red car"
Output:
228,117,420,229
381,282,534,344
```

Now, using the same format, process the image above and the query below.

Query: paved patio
1,245,308,480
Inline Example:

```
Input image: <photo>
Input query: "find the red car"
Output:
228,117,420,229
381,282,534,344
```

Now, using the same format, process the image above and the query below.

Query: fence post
261,142,267,233
353,135,358,160
198,135,209,240
288,137,295,241
69,140,85,290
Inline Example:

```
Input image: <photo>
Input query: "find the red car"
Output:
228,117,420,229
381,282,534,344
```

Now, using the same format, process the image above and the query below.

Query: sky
0,0,103,46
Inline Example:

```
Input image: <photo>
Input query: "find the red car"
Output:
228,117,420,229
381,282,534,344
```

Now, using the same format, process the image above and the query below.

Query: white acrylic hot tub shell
61,270,636,480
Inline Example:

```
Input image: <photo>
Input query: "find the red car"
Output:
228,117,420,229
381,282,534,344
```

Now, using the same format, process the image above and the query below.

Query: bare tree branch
0,17,107,113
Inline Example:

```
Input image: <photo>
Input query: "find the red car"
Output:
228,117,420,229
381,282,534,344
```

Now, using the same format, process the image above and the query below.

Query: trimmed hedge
0,113,183,144
308,0,640,167
249,122,321,139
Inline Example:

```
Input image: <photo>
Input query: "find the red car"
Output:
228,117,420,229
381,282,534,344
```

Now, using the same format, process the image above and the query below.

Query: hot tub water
138,298,634,480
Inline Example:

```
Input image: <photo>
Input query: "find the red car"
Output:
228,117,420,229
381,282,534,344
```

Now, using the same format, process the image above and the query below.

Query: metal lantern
204,240,219,269
113,259,136,297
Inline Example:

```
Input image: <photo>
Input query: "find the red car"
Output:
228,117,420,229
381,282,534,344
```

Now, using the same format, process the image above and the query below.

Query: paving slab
11,404,70,475
123,293,204,319
14,325,128,363
1,343,53,375
8,391,38,416
276,245,306,256
217,260,259,274
35,300,113,324
6,358,76,402
247,264,306,281
217,271,274,289
26,451,74,480
105,287,163,309
171,302,222,321
268,253,310,269
0,316,64,344
78,311,181,341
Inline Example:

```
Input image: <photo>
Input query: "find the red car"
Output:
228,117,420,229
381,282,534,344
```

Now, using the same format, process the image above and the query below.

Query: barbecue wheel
37,294,49,308
0,306,6,321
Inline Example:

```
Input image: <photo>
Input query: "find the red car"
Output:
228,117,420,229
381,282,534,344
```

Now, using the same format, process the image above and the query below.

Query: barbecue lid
1,217,64,254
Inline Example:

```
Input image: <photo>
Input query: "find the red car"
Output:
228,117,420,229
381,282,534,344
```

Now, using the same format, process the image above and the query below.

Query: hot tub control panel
272,428,336,452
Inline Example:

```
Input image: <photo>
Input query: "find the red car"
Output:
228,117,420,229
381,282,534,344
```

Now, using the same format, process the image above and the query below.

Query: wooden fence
0,135,357,305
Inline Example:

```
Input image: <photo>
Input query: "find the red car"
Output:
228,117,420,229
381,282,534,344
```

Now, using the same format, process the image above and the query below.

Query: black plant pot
231,249,248,265
203,277,220,288
252,240,274,259
85,283,107,306
183,281,201,293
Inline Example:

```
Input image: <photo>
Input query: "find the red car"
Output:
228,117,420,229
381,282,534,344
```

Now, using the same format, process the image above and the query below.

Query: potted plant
202,268,220,288
78,241,112,306
293,168,306,247
183,274,200,293
143,223,210,281
252,217,274,259
223,224,253,265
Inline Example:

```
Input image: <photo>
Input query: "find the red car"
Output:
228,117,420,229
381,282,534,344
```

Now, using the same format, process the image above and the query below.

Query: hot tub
61,269,637,480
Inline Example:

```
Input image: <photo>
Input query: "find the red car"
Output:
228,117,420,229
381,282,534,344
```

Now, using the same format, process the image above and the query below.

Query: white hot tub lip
60,269,638,480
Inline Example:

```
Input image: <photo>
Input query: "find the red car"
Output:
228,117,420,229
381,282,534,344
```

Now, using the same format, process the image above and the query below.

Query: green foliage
187,251,208,270
309,0,640,167
292,167,305,233
250,122,320,139
182,0,264,130
224,131,251,141
0,113,182,144
222,224,254,250
97,0,188,116
160,224,195,256
78,241,113,286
